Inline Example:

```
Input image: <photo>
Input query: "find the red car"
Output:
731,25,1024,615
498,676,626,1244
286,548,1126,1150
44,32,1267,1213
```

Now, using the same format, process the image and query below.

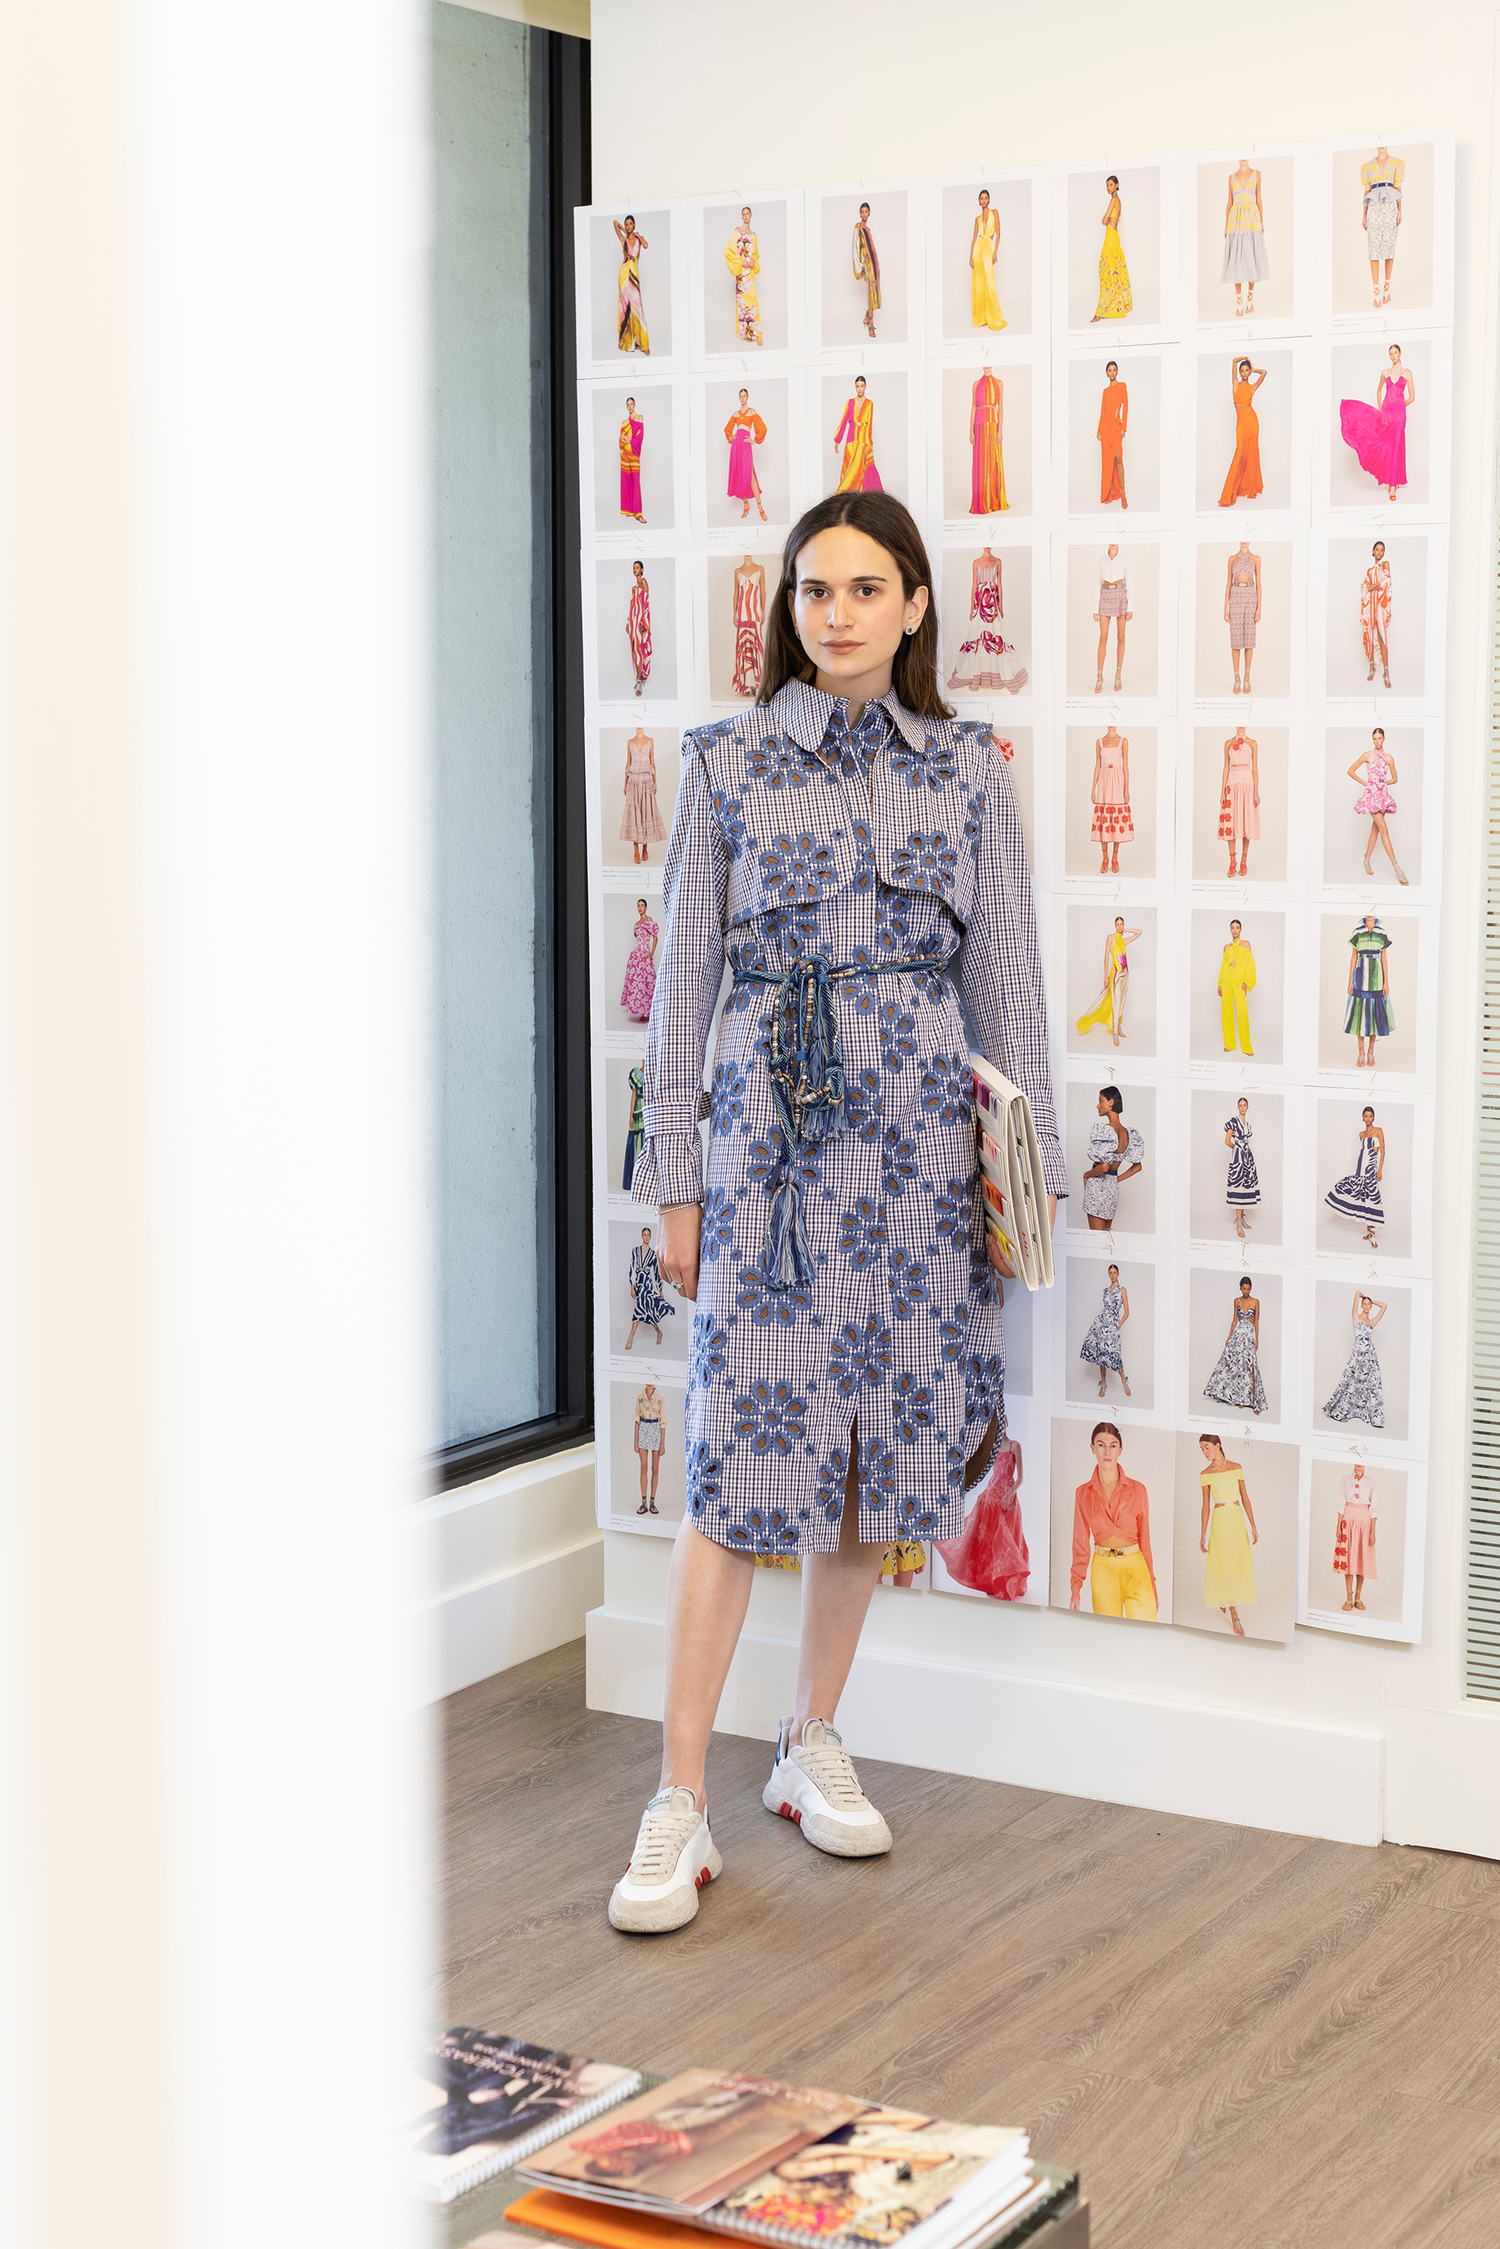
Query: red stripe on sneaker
778,1800,794,1819
792,1808,802,1824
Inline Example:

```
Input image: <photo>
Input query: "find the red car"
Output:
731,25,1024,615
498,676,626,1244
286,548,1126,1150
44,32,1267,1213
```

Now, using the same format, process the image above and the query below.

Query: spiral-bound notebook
407,2030,642,2203
970,1053,1055,1293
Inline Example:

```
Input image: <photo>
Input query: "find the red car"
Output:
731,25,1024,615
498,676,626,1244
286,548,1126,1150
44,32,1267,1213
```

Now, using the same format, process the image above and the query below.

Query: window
429,9,591,1486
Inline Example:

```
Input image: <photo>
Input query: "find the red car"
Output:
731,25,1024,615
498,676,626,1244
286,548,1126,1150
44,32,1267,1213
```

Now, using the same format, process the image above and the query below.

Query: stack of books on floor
405,2032,1086,2249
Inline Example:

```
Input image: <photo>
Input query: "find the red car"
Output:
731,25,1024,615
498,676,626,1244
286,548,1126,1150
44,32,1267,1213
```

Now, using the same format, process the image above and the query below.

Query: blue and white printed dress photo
631,680,1066,1559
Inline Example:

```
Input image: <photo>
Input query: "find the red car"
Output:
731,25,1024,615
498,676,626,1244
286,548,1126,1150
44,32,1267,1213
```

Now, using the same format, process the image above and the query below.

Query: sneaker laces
794,1723,866,1809
628,1787,700,1882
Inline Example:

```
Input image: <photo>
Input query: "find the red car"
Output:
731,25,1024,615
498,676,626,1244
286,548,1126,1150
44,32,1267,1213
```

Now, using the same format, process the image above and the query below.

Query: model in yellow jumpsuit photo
1218,917,1256,1054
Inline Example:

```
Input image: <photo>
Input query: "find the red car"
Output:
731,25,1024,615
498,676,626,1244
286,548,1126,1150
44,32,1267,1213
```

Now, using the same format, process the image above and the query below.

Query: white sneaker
762,1717,893,1858
608,1786,722,1933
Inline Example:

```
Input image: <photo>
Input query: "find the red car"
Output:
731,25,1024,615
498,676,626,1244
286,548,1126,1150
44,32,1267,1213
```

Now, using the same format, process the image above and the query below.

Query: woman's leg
1113,616,1126,684
639,1449,648,1498
625,1321,637,1349
1096,619,1109,679
794,1445,887,1738
1231,646,1242,689
1087,1212,1108,1231
659,1523,756,1801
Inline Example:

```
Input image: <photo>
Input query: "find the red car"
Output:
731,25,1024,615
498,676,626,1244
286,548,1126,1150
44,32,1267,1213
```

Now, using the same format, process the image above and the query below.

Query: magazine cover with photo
1188,1088,1284,1249
1315,910,1420,1075
1187,1267,1281,1425
1303,1455,1417,1638
1192,538,1291,699
1065,164,1164,330
599,726,680,869
1050,1416,1175,1623
1188,909,1285,1066
1191,723,1288,883
594,556,678,703
816,188,909,348
1066,1255,1154,1410
1195,346,1294,513
606,1376,686,1528
1330,338,1432,510
1066,351,1162,516
1171,1430,1298,1643
699,198,792,355
704,550,780,702
938,179,1036,340
930,1394,1048,1607
1065,1080,1155,1238
938,361,1035,521
1193,152,1295,325
819,369,910,503
585,208,674,366
1064,541,1159,698
1312,1280,1416,1445
703,377,791,530
589,384,676,534
602,889,663,1029
604,1055,648,1198
1315,1095,1414,1260
1067,904,1156,1058
606,1217,690,1367
1330,141,1437,322
1063,723,1155,879
1322,725,1424,890
940,545,1032,701
1323,534,1429,699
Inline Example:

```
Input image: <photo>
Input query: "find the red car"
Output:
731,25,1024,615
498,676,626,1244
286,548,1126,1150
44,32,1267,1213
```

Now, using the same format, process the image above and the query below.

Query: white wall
585,0,1500,1855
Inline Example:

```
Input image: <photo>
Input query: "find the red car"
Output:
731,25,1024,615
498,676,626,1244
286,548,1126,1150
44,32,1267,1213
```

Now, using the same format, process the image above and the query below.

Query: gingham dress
632,680,1065,1557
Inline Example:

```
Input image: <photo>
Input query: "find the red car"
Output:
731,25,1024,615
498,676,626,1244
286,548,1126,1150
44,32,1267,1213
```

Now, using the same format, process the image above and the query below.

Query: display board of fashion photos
577,133,1452,1648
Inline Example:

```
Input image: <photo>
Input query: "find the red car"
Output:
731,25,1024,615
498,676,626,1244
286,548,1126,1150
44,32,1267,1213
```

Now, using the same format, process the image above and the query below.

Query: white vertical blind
1468,523,1500,1699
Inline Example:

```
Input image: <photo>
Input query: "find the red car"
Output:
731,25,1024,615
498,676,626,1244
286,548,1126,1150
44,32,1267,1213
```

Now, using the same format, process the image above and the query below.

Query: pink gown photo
933,1443,1030,1600
1339,373,1409,492
620,912,658,1020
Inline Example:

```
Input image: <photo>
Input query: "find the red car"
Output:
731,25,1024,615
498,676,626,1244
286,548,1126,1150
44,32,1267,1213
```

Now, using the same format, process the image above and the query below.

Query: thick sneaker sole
761,1774,893,1859
608,1840,722,1933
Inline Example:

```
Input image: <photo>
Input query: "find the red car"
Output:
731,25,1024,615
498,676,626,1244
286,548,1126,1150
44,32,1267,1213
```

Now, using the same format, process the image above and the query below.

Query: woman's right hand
658,1204,702,1301
1070,1592,1081,1611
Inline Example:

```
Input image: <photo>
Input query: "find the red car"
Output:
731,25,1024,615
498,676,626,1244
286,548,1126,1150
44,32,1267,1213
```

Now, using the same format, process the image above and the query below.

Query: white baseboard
413,1443,602,1699
585,1607,1384,1847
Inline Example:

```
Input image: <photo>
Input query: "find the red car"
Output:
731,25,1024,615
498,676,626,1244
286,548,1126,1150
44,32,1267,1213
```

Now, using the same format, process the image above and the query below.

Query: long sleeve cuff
1036,1127,1068,1198
632,1131,703,1209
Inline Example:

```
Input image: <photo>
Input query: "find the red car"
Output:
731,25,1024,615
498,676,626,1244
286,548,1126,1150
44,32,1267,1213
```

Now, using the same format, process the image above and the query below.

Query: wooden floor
441,1642,1500,2249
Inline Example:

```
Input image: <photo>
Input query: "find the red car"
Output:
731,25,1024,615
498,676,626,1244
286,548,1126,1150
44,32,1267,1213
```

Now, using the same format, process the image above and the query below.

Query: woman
1340,344,1414,504
1080,1264,1130,1400
622,1063,646,1192
1335,1463,1378,1612
1203,1275,1267,1416
1069,1422,1155,1619
1198,1434,1258,1638
627,559,652,695
1223,1096,1260,1241
1223,543,1261,694
1361,147,1405,307
934,1430,1028,1599
724,207,762,346
1323,1291,1387,1428
732,557,766,697
969,367,1007,515
852,201,880,338
1219,357,1266,506
1081,1086,1143,1231
834,377,881,493
634,1384,666,1514
620,896,659,1020
1345,913,1394,1068
1098,362,1128,507
1218,918,1256,1056
1093,545,1130,693
1360,542,1393,689
946,548,1026,694
612,488,1064,1935
1092,176,1132,322
619,397,645,523
1077,915,1138,1048
1222,160,1268,317
1326,1105,1385,1248
1089,725,1132,872
725,390,769,521
621,725,666,863
1218,725,1260,878
878,1540,926,1590
614,214,650,353
1348,727,1405,881
970,189,1006,331
625,1228,674,1352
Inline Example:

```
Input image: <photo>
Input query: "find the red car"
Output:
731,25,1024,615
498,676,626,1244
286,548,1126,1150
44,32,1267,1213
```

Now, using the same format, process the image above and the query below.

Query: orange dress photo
1219,375,1264,506
1098,375,1128,505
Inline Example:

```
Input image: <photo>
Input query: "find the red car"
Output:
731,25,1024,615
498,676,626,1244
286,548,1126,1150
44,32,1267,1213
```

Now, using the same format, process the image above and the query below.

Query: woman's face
1372,727,1385,745
1093,1429,1122,1468
739,388,748,405
1238,1098,1249,1116
790,524,924,682
636,896,647,915
1106,362,1118,380
1096,1091,1110,1115
1240,1279,1252,1297
633,560,644,580
1389,344,1401,363
1364,914,1377,930
1373,541,1386,561
1199,1438,1219,1465
1238,359,1251,377
1108,1264,1119,1282
741,205,751,224
1114,916,1124,931
1359,1295,1372,1314
640,1229,651,1246
978,190,990,210
1230,919,1242,938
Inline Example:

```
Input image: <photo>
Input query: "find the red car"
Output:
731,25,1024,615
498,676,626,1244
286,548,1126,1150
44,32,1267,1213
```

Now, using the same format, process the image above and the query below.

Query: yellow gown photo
971,205,1007,331
1094,192,1132,321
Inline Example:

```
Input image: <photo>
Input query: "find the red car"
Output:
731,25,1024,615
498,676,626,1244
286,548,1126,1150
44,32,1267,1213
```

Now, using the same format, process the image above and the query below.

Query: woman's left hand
986,1235,1016,1279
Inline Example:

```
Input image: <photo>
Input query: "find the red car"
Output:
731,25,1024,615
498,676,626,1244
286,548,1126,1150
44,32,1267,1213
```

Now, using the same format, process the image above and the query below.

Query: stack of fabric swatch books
407,2038,1075,2249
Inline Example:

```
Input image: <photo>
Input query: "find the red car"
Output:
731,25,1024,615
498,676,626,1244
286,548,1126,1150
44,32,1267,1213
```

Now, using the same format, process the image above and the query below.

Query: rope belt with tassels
730,953,937,1292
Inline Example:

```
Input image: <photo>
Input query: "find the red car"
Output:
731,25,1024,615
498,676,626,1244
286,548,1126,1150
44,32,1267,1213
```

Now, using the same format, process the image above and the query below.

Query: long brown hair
755,491,953,722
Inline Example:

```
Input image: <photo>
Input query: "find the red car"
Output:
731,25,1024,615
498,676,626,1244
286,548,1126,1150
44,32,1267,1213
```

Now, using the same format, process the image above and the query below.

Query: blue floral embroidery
850,820,877,892
727,1507,801,1553
688,1315,730,1392
710,1063,747,1134
829,1315,894,1394
894,1495,941,1537
858,1436,897,1513
732,1379,810,1455
891,1370,937,1443
930,1181,971,1240
920,1053,972,1124
736,1264,815,1328
965,1352,1005,1423
935,1306,969,1362
700,1188,737,1264
816,1446,850,1522
881,1127,921,1197
845,1068,883,1142
878,1000,918,1074
874,887,913,954
685,1443,723,1517
711,792,749,858
747,730,810,791
888,1247,929,1318
891,733,957,791
892,831,958,896
760,831,842,904
838,1199,889,1269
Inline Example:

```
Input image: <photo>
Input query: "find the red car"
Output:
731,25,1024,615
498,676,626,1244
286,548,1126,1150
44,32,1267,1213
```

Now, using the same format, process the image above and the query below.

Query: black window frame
430,29,593,1493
